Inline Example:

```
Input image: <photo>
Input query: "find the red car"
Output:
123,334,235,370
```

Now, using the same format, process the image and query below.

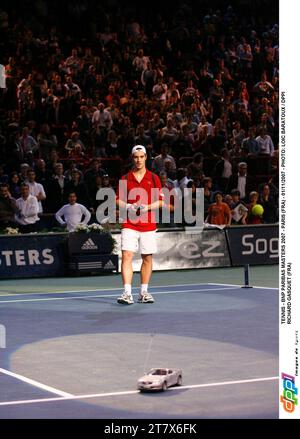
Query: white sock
141,284,148,293
124,284,132,295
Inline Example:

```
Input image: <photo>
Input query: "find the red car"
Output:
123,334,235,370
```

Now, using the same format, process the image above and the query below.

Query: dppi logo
280,372,298,413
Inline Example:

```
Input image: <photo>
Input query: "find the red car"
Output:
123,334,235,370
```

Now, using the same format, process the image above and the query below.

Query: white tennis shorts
121,228,157,254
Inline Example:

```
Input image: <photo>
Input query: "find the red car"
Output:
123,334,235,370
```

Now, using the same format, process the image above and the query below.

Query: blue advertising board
0,233,67,278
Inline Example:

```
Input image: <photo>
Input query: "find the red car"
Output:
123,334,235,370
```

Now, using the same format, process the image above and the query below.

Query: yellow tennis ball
252,204,264,216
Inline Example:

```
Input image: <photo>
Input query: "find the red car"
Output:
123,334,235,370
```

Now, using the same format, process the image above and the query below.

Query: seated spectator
19,127,38,157
9,172,21,199
242,126,260,155
55,191,91,232
255,126,274,156
253,71,274,98
0,183,19,229
152,76,168,104
230,189,248,224
246,191,263,224
37,124,58,160
160,118,178,145
19,163,30,183
0,166,9,184
34,159,52,185
135,123,152,148
64,160,83,182
103,129,119,157
65,131,85,153
259,184,278,223
187,152,204,180
206,191,231,225
153,143,176,173
226,162,256,201
64,169,92,210
15,183,40,233
92,102,113,130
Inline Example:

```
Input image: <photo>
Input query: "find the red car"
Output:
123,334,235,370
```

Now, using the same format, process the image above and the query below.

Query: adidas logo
104,259,115,269
81,238,98,250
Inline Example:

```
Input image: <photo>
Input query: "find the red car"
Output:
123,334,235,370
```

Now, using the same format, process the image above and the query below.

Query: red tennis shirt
116,169,163,232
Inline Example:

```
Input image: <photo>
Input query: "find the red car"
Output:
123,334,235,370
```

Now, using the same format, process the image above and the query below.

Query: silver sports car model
137,368,183,391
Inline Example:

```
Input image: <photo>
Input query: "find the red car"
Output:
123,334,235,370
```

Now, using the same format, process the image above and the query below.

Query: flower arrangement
4,227,19,235
88,223,104,233
74,222,117,252
74,224,89,233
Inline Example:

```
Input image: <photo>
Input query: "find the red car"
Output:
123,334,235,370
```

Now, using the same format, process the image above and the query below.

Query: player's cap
132,145,146,155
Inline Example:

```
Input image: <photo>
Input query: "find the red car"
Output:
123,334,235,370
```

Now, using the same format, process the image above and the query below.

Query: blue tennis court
0,267,278,419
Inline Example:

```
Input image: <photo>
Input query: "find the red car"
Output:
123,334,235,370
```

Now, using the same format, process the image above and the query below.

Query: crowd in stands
0,0,279,231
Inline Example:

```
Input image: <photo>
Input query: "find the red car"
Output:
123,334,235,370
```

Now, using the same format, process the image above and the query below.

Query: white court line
0,368,73,398
0,282,217,298
0,287,241,304
0,376,279,407
207,282,278,290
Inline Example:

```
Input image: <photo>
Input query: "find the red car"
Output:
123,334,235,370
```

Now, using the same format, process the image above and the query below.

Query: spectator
64,169,92,209
25,169,46,213
0,183,19,229
206,191,231,225
9,172,21,199
213,148,232,192
242,127,260,156
259,184,278,224
55,191,91,232
15,183,40,233
226,162,255,201
246,191,263,224
65,131,85,153
256,126,275,156
37,124,58,160
92,102,113,130
153,143,176,173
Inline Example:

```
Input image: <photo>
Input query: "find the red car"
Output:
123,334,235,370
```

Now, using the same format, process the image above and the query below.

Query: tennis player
116,145,164,305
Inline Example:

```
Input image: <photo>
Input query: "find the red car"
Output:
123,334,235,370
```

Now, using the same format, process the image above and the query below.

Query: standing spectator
26,169,46,213
213,148,232,192
44,163,66,213
55,192,91,232
206,191,232,225
15,183,40,233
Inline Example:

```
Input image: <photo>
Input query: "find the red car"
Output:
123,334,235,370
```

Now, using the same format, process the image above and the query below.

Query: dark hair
0,183,9,189
20,182,29,189
213,191,223,201
231,189,241,196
